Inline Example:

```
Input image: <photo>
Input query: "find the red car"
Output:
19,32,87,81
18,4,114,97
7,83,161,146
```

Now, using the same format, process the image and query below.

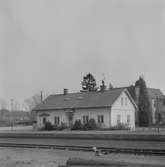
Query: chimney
100,80,106,92
63,89,68,95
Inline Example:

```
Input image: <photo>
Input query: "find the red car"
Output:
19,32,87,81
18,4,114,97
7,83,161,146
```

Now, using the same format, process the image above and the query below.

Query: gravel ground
0,127,165,135
0,148,165,167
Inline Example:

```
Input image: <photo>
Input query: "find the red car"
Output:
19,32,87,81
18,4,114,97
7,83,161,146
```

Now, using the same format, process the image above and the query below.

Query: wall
36,110,68,127
36,91,136,129
111,91,135,129
73,108,111,128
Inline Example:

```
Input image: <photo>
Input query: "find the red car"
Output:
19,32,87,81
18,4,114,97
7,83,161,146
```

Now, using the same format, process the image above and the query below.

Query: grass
0,148,165,167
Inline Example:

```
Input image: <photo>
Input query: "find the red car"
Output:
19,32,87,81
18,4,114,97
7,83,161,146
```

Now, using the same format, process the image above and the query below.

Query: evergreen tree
81,73,98,92
135,77,151,126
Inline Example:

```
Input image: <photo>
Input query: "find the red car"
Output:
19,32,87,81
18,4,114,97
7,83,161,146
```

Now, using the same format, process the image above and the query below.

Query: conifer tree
135,77,151,126
81,73,98,92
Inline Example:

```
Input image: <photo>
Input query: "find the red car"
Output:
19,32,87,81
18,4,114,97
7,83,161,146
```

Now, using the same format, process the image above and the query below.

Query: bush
83,119,97,130
109,123,130,130
57,122,68,130
72,120,83,130
44,121,54,131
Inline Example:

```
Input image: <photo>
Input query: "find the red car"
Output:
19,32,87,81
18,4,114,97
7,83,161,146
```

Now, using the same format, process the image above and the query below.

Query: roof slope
147,88,164,98
34,88,125,111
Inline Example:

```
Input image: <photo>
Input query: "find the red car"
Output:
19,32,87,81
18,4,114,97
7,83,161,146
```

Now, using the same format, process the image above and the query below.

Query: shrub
44,121,54,131
52,122,68,131
97,122,106,129
72,120,83,130
57,122,68,130
83,119,97,130
109,123,130,130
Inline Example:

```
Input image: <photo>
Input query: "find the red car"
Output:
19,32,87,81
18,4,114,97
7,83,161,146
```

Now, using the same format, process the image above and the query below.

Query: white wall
73,108,111,128
36,90,136,130
111,91,135,129
36,110,68,127
36,108,111,128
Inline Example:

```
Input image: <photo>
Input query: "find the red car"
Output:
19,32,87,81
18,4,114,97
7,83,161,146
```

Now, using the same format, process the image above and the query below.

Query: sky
0,0,165,110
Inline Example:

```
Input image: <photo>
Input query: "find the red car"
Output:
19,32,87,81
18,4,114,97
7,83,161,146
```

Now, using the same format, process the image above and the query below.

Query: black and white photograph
0,0,165,166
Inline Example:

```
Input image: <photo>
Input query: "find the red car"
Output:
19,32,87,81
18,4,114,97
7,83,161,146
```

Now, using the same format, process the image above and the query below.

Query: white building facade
35,88,136,130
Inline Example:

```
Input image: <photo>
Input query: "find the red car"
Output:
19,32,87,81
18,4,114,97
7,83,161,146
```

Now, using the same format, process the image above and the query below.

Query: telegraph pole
156,96,161,133
40,91,43,102
10,99,14,131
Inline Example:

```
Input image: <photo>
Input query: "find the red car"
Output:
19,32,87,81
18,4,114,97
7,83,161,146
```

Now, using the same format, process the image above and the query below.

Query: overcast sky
0,0,165,109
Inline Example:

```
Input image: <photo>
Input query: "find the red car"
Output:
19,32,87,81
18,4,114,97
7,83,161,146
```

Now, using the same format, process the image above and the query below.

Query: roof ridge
48,88,125,97
33,88,127,111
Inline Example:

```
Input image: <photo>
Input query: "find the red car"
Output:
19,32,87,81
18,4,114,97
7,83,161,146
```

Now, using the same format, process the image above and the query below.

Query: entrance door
43,117,46,125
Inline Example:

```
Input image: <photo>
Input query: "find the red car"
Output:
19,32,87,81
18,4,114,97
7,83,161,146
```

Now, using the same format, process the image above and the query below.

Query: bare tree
0,99,8,110
24,93,42,111
24,92,48,122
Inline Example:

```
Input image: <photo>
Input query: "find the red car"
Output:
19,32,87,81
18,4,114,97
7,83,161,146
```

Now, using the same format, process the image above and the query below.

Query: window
98,115,104,123
117,115,121,124
43,117,46,124
127,115,130,124
125,97,127,105
121,97,123,106
83,115,89,124
54,116,60,125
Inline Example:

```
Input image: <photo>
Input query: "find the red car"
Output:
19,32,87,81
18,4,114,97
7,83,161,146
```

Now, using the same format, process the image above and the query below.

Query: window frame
127,115,130,124
117,114,121,124
98,115,104,123
43,117,46,124
54,116,60,125
83,115,89,124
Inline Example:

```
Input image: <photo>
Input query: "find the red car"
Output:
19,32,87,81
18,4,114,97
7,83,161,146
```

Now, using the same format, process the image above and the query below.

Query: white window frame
83,115,89,124
117,114,121,124
98,115,104,123
127,115,130,124
54,116,60,125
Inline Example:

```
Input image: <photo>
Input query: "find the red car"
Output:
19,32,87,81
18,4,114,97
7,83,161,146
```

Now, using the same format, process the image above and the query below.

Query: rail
0,143,165,156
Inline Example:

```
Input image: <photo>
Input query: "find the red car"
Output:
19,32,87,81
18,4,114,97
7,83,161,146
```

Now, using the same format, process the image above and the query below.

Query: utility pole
156,96,161,133
10,99,14,131
40,91,43,102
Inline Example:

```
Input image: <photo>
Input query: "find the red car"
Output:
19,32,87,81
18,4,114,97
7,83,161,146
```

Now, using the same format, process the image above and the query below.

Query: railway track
0,142,165,156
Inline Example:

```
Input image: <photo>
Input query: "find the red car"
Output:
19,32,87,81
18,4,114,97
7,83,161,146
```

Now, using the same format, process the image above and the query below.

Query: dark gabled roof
34,88,127,111
147,88,164,98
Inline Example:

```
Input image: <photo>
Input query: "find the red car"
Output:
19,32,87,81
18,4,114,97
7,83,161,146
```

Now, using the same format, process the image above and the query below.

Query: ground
0,125,165,135
0,148,165,167
0,127,165,166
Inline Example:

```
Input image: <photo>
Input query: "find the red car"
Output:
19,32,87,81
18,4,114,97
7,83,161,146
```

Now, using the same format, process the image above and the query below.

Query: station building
33,88,137,130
